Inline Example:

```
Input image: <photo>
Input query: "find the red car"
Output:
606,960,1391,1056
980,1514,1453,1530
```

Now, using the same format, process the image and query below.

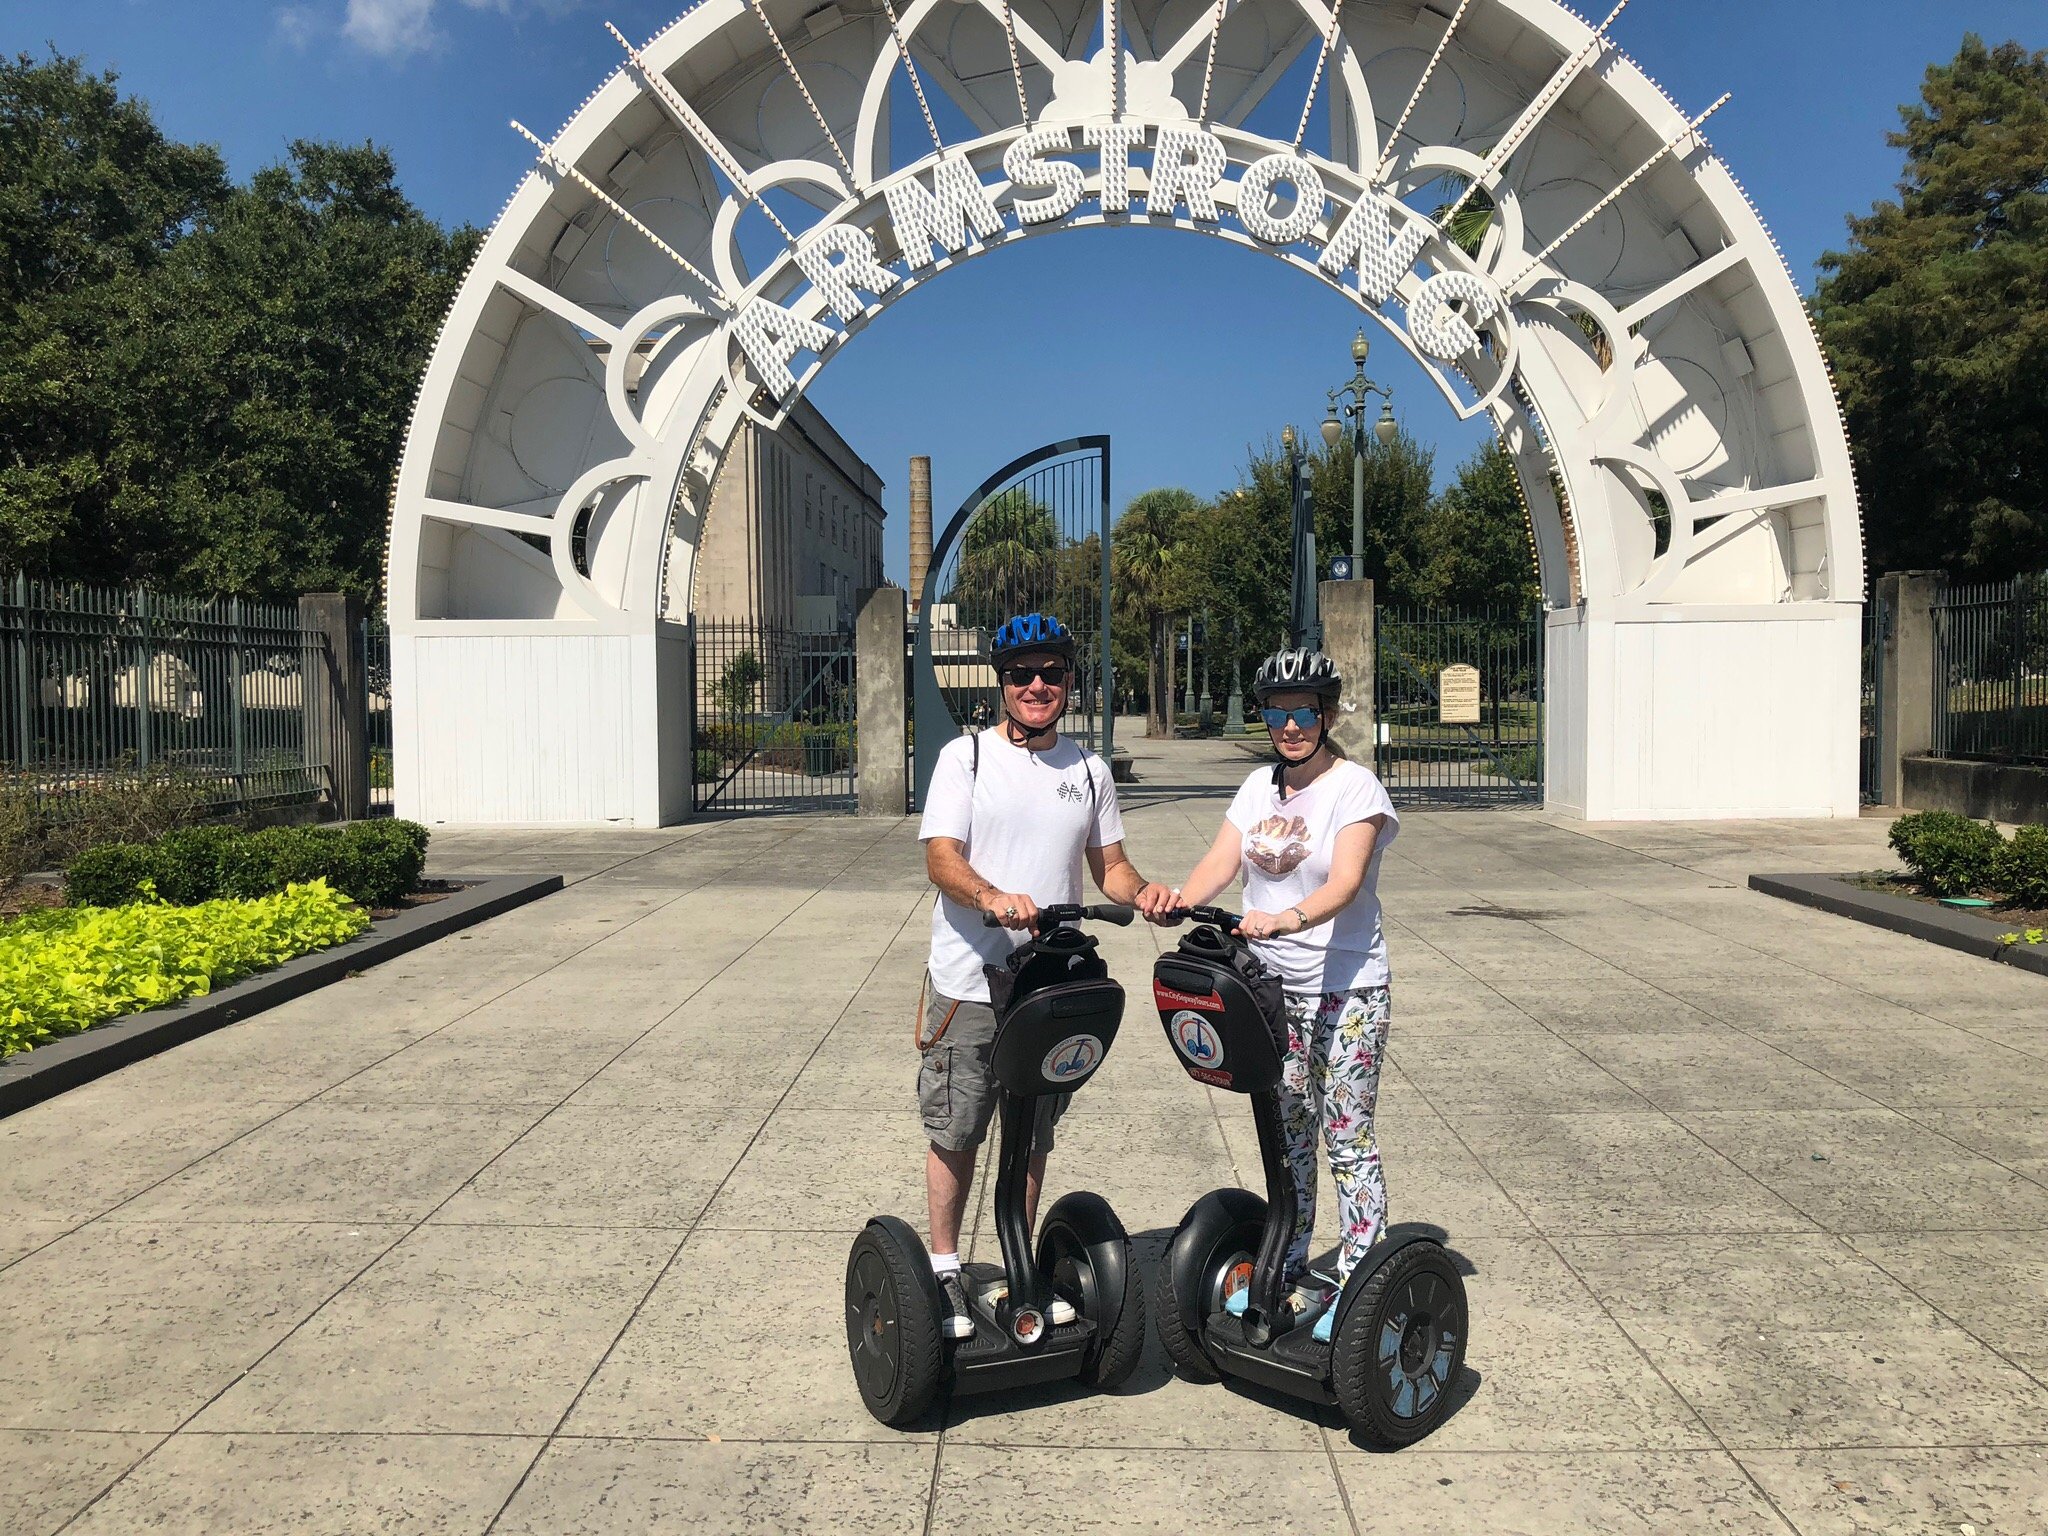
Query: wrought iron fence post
134,585,152,773
229,596,247,790
9,570,29,772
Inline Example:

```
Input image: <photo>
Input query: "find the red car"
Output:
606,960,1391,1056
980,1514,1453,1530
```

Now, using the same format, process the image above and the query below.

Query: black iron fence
1932,572,2048,767
1373,605,1544,807
1860,598,1887,803
694,619,857,812
362,615,393,812
2,573,329,820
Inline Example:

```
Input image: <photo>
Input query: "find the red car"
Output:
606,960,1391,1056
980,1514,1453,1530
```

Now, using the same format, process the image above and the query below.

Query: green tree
1814,35,2048,579
1111,488,1200,736
1416,441,1541,611
0,53,232,569
0,56,478,598
950,488,1059,628
715,648,764,718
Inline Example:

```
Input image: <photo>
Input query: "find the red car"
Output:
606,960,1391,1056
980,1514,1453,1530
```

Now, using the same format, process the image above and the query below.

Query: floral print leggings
1278,985,1392,1288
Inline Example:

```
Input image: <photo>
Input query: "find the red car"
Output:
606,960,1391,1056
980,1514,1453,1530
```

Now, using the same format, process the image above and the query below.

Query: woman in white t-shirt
1168,647,1399,1341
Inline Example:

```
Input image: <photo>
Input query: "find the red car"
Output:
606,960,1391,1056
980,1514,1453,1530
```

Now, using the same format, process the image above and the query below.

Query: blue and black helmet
990,612,1077,671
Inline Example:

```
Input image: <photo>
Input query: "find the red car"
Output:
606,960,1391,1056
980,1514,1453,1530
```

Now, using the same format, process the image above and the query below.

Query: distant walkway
5,741,2046,1534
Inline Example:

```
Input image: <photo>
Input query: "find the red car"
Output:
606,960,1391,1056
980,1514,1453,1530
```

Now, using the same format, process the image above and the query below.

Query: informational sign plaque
1439,665,1482,725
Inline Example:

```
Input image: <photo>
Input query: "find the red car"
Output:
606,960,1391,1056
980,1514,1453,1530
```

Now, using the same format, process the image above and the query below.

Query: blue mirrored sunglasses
1260,706,1321,731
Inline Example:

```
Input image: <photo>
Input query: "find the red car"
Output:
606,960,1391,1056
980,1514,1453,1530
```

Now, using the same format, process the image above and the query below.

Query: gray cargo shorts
918,972,1070,1154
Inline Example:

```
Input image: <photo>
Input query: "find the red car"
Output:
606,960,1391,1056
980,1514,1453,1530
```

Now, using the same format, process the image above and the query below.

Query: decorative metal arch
912,435,1111,802
387,0,1865,823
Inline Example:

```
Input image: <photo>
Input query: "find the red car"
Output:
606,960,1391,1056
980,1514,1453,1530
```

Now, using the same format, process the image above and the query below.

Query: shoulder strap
971,730,979,780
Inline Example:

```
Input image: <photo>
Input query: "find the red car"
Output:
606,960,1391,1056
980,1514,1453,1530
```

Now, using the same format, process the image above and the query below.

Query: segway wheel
1331,1241,1467,1448
1155,1188,1267,1384
1038,1192,1144,1391
845,1220,945,1427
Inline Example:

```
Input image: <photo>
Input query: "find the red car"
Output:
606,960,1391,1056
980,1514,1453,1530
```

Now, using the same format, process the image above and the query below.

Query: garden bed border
1749,872,2048,978
0,873,562,1118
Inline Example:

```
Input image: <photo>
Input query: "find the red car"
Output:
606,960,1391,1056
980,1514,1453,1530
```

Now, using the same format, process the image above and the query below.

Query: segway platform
845,904,1146,1425
1150,909,1469,1448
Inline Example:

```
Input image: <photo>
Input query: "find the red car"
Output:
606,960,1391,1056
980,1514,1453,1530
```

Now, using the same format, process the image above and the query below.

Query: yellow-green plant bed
1,881,369,1058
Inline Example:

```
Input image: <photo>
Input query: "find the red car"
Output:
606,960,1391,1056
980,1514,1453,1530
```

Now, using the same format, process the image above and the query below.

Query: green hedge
696,720,855,774
1995,825,2048,909
68,820,430,910
1,881,371,1056
1888,810,2006,898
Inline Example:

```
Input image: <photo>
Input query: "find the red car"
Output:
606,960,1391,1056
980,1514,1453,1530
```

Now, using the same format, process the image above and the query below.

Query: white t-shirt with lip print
919,728,1124,1003
1224,757,1399,995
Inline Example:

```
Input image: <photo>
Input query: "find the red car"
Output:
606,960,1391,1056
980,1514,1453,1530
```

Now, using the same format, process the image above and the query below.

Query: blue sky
14,1,2044,585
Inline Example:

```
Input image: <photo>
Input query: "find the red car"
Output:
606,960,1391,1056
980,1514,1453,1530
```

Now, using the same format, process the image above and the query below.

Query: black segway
1151,908,1468,1447
845,903,1146,1426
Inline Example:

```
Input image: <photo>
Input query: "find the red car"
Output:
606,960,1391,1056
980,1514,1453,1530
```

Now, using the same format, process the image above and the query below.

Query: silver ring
1005,905,1018,918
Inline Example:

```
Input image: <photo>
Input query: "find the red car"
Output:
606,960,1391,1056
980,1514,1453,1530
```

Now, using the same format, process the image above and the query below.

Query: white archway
388,0,1862,823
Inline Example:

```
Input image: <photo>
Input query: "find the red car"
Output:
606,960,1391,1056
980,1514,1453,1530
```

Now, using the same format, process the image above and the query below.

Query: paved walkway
5,736,2046,1534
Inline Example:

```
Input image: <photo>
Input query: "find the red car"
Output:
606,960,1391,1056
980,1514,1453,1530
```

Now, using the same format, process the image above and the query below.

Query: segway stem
990,1093,1049,1325
1244,1089,1298,1344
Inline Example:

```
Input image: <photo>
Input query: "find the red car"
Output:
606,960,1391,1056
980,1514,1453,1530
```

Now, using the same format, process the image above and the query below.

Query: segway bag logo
1169,1010,1225,1067
1042,1034,1103,1084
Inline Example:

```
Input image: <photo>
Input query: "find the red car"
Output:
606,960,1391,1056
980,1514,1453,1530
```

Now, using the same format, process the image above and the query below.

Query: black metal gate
1860,598,1886,804
913,437,1111,805
694,620,856,812
1374,605,1544,807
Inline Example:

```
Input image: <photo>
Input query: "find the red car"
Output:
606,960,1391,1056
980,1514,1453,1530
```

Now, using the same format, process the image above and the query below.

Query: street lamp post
1282,423,1318,649
1321,329,1399,582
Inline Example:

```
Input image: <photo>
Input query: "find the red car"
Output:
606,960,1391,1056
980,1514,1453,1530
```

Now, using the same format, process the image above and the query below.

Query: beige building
692,398,886,632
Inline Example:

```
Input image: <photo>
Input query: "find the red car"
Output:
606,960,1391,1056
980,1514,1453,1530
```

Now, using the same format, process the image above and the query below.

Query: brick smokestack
908,455,933,614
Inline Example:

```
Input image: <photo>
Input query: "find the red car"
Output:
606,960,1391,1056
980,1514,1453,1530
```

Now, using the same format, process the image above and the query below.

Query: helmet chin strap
1001,696,1063,749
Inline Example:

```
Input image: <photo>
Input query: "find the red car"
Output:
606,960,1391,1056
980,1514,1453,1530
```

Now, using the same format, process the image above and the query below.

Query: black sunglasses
1002,663,1069,686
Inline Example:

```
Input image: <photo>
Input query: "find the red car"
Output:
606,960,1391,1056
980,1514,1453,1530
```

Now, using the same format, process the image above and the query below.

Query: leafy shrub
48,773,209,858
1994,824,2048,909
150,825,248,905
1888,809,2006,897
0,786,35,891
0,773,209,891
0,881,370,1056
63,843,162,907
67,820,431,910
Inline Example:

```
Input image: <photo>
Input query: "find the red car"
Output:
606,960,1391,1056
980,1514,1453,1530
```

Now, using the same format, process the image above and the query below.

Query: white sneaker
977,1276,1077,1326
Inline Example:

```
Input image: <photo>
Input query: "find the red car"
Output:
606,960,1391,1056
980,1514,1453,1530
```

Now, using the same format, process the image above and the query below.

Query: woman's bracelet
1290,905,1311,932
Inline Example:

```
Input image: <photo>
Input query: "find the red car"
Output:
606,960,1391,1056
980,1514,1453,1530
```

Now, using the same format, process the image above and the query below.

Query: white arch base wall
1545,606,1862,820
385,609,1859,826
391,623,692,826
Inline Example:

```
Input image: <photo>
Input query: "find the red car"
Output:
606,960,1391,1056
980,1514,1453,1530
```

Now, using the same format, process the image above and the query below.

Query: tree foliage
0,54,478,598
1415,441,1542,612
1814,35,2048,579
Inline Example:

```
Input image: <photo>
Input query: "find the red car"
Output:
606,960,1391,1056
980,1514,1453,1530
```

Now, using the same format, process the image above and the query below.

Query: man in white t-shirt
917,611,1175,1339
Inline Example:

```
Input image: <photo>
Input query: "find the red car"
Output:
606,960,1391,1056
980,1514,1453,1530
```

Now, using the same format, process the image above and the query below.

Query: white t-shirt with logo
1224,758,1399,995
919,730,1125,1002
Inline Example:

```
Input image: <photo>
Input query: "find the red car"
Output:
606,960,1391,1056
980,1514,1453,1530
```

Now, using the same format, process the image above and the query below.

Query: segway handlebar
1166,905,1246,932
981,902,1134,931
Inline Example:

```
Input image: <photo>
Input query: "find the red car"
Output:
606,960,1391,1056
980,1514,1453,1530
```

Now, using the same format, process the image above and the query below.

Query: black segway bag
1151,926,1287,1092
985,929,1125,1097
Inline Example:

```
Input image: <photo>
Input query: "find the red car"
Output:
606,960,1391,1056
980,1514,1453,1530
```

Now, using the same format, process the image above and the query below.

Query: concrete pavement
4,733,2046,1534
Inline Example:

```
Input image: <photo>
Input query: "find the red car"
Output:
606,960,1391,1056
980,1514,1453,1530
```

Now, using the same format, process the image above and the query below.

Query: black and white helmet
1253,647,1342,703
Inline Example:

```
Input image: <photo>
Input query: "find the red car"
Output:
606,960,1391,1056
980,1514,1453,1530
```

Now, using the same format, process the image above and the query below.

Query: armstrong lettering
736,120,1511,400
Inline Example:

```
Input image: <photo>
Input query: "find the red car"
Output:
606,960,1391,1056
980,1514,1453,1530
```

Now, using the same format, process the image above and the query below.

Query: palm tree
1112,488,1201,737
950,489,1058,629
